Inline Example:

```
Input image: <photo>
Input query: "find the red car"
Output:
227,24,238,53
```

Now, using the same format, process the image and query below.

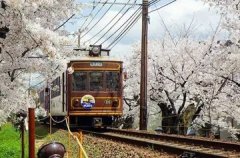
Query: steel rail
108,128,240,152
82,128,240,158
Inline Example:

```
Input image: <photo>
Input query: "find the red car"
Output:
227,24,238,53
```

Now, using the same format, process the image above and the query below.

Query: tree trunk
158,102,178,134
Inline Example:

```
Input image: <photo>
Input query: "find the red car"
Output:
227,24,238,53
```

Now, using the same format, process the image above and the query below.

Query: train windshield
90,72,104,91
72,71,120,91
72,72,87,91
106,72,120,91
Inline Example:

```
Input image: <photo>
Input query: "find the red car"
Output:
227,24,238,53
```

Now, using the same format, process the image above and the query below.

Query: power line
96,1,141,5
84,0,161,6
102,6,141,45
84,0,135,44
28,78,46,89
149,0,161,5
107,11,141,49
81,0,117,39
149,0,176,13
78,0,175,49
94,6,142,45
92,6,141,45
106,0,176,48
77,0,159,37
108,14,141,49
84,0,159,6
78,0,102,31
79,0,107,32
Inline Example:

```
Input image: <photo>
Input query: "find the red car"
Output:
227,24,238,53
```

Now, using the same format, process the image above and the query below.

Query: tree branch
204,16,222,57
159,70,176,84
164,90,176,114
54,14,75,31
192,101,204,121
5,51,14,64
25,29,39,45
21,48,30,57
123,97,138,111
177,91,186,115
159,15,177,47
215,78,228,95
8,68,26,82
221,75,240,87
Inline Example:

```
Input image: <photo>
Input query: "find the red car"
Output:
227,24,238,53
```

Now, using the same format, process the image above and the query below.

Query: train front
67,45,123,127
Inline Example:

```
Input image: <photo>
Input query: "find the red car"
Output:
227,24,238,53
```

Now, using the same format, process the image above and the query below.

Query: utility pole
140,0,148,130
77,29,81,48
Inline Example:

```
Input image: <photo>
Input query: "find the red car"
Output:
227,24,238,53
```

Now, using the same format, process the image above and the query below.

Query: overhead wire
106,0,174,49
81,0,116,39
94,5,142,45
107,10,142,49
84,0,134,44
79,0,107,32
91,0,139,45
149,0,161,6
78,0,175,50
91,2,139,45
107,14,141,49
79,0,140,44
78,0,102,31
149,0,176,13
93,0,159,47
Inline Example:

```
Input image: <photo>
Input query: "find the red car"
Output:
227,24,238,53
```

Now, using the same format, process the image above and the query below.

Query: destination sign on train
90,62,103,67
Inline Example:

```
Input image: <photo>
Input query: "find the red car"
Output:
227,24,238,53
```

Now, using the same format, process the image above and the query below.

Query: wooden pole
140,0,148,130
67,117,71,158
79,131,83,158
28,108,35,158
21,120,24,158
49,114,52,134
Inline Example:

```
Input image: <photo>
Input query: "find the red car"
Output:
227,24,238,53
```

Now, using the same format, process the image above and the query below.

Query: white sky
66,0,221,58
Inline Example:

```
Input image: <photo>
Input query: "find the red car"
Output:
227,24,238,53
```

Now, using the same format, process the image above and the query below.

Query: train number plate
104,100,112,105
90,62,102,67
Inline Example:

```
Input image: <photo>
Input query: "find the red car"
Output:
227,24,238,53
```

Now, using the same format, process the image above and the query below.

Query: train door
44,87,50,114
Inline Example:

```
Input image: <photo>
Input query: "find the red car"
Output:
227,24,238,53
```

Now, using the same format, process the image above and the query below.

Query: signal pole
140,0,148,130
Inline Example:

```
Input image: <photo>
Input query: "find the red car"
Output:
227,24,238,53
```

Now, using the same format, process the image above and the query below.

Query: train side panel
39,88,50,114
50,72,67,116
39,89,45,108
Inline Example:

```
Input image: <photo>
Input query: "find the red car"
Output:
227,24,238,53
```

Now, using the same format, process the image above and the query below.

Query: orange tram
39,45,123,127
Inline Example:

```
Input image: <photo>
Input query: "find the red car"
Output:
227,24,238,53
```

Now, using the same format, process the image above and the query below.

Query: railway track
82,128,240,158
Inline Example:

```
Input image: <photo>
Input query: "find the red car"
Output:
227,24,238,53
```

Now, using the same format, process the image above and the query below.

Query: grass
35,122,80,158
35,122,104,158
0,123,28,158
0,122,101,158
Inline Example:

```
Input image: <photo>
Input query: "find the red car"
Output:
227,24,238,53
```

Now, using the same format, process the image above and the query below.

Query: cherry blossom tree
0,0,81,125
124,24,240,137
200,0,240,138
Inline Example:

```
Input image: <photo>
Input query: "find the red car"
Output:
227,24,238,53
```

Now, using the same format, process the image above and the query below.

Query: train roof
68,56,123,63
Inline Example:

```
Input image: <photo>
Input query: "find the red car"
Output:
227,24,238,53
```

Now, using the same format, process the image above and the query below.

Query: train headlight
112,99,119,107
73,99,80,107
89,45,101,56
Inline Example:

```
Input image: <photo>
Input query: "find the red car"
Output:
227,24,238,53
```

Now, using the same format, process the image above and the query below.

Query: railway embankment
2,122,239,157
35,123,175,158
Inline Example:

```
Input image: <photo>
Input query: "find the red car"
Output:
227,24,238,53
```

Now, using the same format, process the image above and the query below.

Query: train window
39,90,44,103
51,77,61,98
90,72,104,91
106,72,120,91
72,72,87,91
